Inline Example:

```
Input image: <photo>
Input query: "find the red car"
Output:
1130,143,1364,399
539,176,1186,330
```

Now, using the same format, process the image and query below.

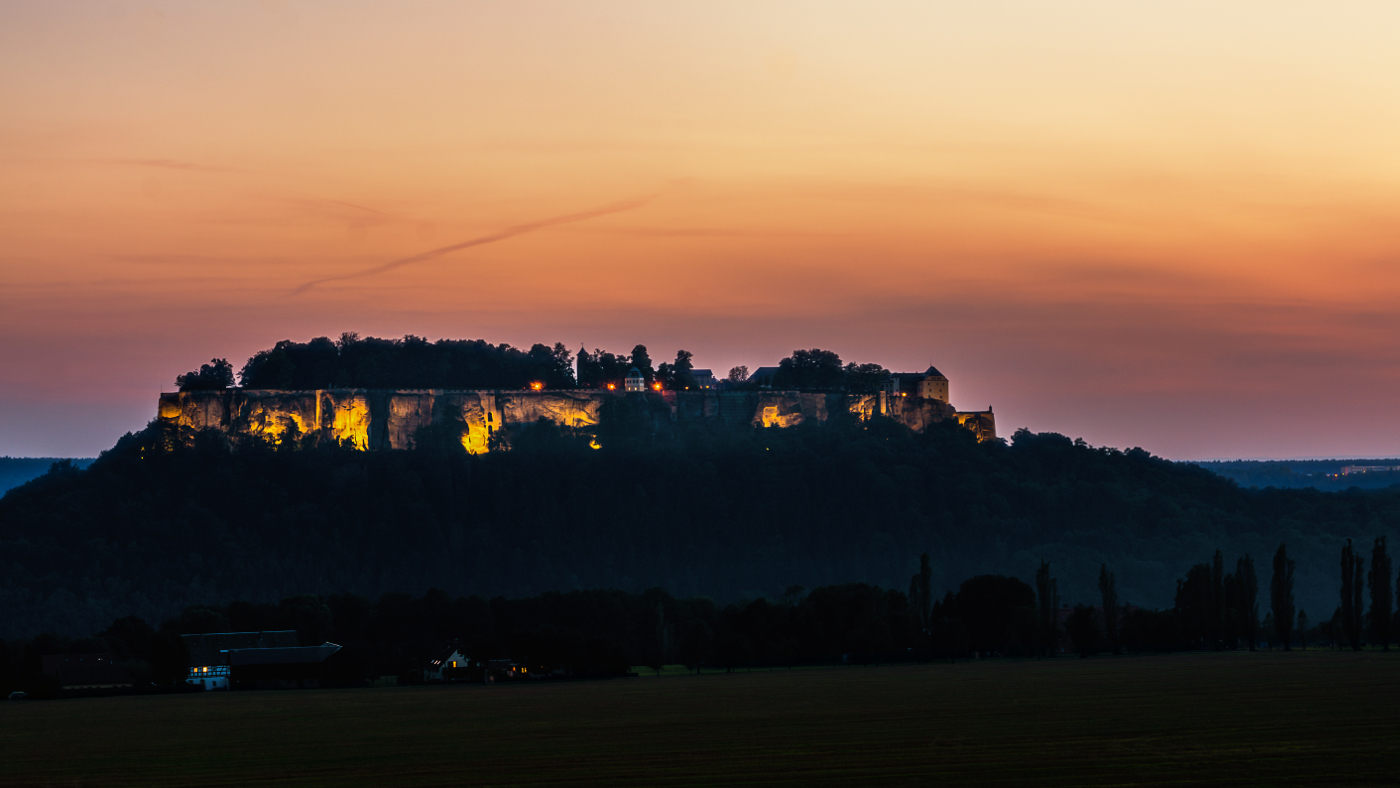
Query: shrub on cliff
175,358,235,391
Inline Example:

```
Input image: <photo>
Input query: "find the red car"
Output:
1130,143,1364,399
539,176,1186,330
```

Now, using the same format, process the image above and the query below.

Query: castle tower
918,366,949,403
624,366,646,393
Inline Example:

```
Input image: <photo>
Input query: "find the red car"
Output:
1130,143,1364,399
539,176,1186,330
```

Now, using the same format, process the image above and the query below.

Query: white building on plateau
624,367,647,392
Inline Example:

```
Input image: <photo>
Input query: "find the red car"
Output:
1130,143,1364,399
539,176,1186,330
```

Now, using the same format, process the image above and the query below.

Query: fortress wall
158,388,993,449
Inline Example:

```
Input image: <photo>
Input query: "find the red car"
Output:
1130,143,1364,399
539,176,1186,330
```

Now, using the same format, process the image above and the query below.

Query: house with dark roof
888,366,949,403
688,368,719,389
426,645,471,682
748,366,781,388
227,643,343,690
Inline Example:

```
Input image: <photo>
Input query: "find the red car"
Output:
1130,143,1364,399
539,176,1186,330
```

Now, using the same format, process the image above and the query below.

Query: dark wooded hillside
1,417,1396,639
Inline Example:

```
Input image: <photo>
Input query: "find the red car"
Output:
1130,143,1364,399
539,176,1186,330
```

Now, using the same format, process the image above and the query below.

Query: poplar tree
1099,564,1120,655
1271,544,1295,650
1236,554,1259,651
1368,537,1391,651
1340,539,1365,651
1211,550,1225,649
1036,560,1059,658
908,553,933,644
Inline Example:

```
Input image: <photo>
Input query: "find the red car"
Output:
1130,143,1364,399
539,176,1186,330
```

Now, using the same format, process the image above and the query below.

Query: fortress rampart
157,388,995,451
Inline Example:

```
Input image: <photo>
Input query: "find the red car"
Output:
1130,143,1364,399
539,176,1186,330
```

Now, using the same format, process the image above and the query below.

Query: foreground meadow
2,651,1397,786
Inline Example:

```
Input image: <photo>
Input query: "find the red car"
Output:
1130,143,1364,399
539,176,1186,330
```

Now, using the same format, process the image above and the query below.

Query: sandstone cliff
158,388,994,450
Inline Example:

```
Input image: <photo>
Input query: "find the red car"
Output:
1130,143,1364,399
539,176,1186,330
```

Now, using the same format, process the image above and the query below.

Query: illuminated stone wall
157,387,995,449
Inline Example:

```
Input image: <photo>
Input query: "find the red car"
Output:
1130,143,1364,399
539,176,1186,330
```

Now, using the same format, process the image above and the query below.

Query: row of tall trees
11,539,1398,697
1037,538,1399,656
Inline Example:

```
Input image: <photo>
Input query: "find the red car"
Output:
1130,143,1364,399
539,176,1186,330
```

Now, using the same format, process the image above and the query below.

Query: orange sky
3,1,1399,458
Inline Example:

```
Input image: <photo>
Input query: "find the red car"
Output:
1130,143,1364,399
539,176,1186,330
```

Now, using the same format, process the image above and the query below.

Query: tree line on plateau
176,333,895,392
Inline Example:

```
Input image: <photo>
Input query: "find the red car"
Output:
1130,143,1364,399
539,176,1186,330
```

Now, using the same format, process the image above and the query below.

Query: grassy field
2,651,1398,787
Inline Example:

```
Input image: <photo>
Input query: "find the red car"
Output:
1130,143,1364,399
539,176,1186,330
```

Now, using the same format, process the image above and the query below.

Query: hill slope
1,420,1396,639
0,457,95,496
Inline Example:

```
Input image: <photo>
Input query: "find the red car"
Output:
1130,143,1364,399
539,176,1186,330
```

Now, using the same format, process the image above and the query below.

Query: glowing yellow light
589,439,601,450
653,383,661,390
530,382,543,391
607,383,615,390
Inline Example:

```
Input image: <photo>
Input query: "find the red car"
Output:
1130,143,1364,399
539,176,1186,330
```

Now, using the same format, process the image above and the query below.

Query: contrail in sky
288,194,657,296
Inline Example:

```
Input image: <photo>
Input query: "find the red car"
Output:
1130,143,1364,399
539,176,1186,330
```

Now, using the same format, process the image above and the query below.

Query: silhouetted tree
1099,564,1120,654
945,575,1036,656
1035,560,1059,658
1211,550,1225,648
773,349,845,390
1368,536,1391,651
1236,555,1259,651
0,640,13,696
1065,605,1100,657
1340,539,1365,651
843,362,889,393
672,350,695,389
527,343,576,389
727,366,748,383
908,553,933,648
629,345,654,386
1271,544,1295,650
1175,562,1215,648
176,358,235,391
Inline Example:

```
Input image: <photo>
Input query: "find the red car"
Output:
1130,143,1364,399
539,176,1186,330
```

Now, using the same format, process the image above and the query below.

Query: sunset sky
3,1,1399,459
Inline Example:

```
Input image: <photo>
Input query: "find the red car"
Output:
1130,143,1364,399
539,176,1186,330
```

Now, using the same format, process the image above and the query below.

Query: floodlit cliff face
157,388,994,449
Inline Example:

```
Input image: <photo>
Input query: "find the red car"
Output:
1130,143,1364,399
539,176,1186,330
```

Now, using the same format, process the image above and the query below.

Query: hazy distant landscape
0,457,94,496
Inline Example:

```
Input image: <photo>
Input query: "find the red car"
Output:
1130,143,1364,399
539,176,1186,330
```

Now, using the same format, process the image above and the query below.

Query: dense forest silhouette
2,410,1396,642
182,333,900,393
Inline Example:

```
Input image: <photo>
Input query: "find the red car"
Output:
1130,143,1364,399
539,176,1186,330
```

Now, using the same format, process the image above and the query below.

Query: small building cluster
183,630,342,691
747,366,950,404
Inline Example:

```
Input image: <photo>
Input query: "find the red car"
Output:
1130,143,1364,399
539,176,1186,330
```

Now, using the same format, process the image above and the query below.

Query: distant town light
653,383,662,391
607,383,615,390
530,382,543,391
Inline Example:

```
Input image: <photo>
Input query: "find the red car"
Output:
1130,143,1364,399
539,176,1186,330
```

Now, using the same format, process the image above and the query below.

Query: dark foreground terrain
2,651,1397,787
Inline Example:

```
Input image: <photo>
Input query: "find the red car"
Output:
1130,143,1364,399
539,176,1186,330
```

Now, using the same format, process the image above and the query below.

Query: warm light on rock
156,387,994,451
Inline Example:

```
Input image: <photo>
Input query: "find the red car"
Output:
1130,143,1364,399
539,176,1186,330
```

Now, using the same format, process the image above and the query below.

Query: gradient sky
3,1,1399,459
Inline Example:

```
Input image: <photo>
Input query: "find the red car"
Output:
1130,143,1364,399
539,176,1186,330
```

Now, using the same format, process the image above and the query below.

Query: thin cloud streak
94,158,239,172
287,194,659,296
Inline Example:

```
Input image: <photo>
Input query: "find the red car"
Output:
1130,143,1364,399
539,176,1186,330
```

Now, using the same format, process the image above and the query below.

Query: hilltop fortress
158,369,995,452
